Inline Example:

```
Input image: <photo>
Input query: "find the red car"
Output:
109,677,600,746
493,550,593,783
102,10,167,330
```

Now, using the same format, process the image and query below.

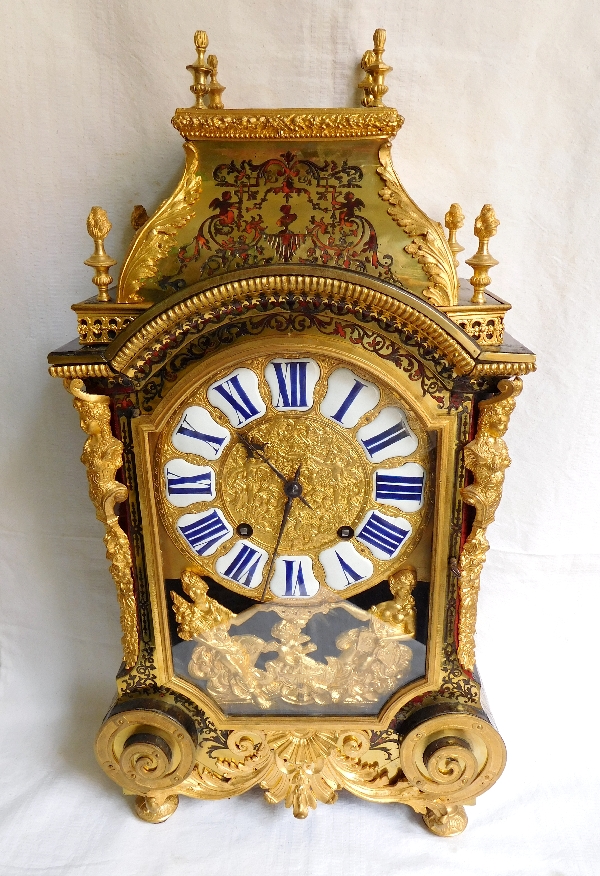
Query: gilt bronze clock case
48,30,535,835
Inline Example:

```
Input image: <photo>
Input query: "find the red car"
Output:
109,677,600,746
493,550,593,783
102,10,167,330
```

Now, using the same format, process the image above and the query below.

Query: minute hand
260,493,293,601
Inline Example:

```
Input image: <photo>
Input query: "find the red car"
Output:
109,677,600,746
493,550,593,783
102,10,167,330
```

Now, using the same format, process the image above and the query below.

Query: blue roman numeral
375,472,425,503
283,560,308,597
330,379,368,423
179,510,230,555
334,551,364,585
361,421,409,457
357,513,410,558
273,361,308,408
211,374,260,425
166,469,212,498
222,544,263,588
175,416,226,453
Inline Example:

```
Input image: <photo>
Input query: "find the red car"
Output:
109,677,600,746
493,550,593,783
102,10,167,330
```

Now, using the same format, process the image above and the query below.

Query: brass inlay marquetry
109,272,477,377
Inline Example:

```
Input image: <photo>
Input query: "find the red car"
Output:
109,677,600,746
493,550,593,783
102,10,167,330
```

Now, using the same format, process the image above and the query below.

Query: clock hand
260,464,308,601
260,493,293,601
238,432,287,483
239,433,312,509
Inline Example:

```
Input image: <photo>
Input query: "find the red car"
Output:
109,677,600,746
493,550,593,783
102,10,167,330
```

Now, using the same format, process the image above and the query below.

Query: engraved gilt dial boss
157,351,431,600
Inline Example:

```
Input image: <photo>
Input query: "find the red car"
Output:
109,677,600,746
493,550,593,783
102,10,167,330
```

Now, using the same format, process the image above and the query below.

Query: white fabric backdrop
1,1,599,873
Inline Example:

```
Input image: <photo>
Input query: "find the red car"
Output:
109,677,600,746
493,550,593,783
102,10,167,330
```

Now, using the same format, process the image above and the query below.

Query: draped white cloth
0,1,598,873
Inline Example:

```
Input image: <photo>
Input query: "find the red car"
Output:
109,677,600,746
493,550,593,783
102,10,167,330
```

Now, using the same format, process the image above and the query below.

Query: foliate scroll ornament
182,728,403,819
65,378,138,667
76,312,137,345
458,378,523,671
456,314,504,346
377,142,459,306
117,141,203,304
171,567,234,639
178,714,505,830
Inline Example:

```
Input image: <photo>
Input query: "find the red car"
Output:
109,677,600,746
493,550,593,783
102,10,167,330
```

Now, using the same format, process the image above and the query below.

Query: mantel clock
48,30,535,835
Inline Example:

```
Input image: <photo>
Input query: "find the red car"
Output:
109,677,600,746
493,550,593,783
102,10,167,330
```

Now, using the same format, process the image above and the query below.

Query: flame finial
187,30,211,108
445,203,465,268
359,29,392,107
466,205,500,304
84,207,117,302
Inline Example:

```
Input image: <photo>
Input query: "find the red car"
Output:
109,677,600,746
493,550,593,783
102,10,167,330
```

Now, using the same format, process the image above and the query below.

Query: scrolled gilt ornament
399,709,506,833
178,713,504,831
117,141,203,303
377,143,458,306
96,703,197,799
171,567,234,639
65,378,138,667
458,378,523,671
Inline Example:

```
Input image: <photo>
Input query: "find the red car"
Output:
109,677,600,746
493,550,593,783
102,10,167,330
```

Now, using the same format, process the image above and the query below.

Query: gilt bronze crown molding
172,107,404,141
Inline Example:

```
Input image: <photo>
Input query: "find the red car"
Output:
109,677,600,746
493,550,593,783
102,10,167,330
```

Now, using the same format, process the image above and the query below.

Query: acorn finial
445,203,465,268
466,205,500,304
84,207,117,303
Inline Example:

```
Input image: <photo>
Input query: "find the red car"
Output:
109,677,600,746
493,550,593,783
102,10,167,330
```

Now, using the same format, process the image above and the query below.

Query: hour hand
238,433,287,482
238,433,311,508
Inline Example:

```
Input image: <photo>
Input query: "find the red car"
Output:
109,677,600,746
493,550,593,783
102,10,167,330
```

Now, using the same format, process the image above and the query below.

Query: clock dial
157,350,432,600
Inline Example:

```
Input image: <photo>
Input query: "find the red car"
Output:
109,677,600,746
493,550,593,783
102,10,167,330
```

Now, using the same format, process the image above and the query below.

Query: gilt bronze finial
207,54,225,109
466,205,500,304
445,203,465,267
84,207,117,302
359,29,392,107
187,30,211,108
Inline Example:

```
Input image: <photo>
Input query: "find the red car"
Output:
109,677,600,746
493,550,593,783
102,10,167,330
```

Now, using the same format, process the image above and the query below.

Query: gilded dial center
219,413,369,553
